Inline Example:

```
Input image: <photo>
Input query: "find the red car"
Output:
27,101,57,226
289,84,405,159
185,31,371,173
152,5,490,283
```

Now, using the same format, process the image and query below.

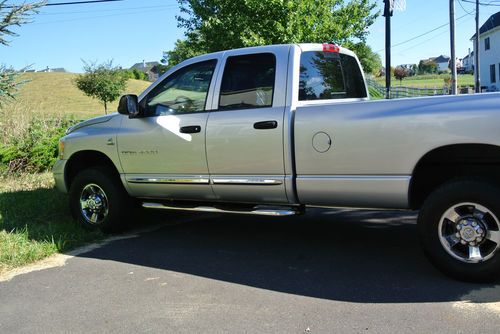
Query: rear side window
219,53,276,110
299,51,366,101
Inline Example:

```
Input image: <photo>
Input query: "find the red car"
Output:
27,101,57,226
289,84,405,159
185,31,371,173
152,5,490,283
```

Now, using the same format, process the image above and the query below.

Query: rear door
205,46,290,203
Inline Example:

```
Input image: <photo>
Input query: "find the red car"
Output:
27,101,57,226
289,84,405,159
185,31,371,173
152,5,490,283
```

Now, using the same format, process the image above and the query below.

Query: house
471,11,500,90
130,60,160,81
36,66,67,73
398,63,417,75
462,49,474,73
419,55,451,73
433,55,451,72
50,68,67,73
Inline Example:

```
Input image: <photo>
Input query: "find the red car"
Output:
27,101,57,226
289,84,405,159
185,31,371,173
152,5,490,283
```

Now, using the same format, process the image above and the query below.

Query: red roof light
322,43,339,53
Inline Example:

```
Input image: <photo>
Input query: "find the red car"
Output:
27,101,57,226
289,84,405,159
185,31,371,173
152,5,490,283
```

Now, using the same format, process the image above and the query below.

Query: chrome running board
141,202,300,216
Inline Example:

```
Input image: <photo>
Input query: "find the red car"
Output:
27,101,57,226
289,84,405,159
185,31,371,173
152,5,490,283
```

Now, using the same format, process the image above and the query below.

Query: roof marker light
322,43,340,53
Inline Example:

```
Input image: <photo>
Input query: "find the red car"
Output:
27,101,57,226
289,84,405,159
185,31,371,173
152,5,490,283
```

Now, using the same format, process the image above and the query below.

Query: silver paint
53,43,500,211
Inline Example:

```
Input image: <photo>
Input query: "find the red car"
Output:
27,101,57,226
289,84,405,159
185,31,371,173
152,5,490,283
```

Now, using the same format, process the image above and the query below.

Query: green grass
0,173,103,274
0,73,152,274
12,72,151,118
374,74,475,88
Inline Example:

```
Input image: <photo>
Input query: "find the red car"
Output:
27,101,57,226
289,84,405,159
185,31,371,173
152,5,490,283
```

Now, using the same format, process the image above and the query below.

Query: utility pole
475,0,481,93
450,0,457,95
383,0,392,99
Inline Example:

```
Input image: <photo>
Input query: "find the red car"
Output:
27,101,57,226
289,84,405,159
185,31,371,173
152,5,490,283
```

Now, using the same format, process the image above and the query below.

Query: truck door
205,47,290,203
117,58,219,200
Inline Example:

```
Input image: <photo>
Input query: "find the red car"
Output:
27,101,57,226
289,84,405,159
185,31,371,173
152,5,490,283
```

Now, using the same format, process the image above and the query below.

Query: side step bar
141,202,301,216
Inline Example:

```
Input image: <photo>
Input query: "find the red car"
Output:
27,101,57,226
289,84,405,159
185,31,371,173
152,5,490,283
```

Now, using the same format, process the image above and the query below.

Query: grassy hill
9,72,151,119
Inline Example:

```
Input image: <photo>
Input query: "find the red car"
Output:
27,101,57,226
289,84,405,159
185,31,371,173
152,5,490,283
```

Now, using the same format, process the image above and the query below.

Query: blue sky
2,0,500,73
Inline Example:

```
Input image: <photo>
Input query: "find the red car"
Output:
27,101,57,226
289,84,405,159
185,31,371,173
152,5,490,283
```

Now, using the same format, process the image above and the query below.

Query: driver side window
144,59,217,116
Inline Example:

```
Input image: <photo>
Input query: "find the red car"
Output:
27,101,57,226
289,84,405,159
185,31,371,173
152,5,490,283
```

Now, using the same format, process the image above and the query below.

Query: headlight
58,140,65,159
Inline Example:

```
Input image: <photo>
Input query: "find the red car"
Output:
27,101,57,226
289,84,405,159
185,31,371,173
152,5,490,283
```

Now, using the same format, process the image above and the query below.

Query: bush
394,67,409,83
120,69,148,81
0,117,78,174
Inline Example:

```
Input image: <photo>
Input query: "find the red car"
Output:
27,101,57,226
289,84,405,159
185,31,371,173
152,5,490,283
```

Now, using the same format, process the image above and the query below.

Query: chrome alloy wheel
79,183,109,225
439,202,500,263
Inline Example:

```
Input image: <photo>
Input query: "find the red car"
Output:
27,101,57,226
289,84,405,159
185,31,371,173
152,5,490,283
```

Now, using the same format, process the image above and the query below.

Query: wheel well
409,144,500,209
65,151,120,190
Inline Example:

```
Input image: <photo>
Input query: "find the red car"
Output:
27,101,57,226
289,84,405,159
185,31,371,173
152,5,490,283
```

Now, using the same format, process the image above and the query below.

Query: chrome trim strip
127,177,210,184
142,202,297,216
212,178,283,185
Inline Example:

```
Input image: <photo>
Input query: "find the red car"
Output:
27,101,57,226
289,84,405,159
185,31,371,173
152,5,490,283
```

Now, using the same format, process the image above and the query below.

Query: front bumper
52,159,68,193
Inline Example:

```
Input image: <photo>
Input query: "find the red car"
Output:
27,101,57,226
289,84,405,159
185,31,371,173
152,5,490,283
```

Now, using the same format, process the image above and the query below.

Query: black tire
69,166,137,233
418,179,500,282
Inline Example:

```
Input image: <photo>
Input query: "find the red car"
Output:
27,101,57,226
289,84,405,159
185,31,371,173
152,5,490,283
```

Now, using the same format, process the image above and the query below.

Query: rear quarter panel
294,93,500,208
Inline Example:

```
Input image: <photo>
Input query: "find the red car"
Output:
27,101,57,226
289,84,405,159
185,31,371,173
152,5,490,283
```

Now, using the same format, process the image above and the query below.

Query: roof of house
462,51,474,60
433,55,450,63
420,55,450,64
130,61,160,71
480,11,500,35
471,11,500,39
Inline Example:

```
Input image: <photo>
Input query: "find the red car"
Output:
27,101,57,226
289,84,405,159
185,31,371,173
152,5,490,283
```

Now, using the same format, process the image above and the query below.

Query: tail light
322,43,340,53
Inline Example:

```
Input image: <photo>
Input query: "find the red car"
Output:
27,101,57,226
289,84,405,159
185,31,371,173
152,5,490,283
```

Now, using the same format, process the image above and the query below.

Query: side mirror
118,94,141,118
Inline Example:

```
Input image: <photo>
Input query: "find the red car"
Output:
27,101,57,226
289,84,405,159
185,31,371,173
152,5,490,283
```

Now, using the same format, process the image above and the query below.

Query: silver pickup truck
53,43,500,281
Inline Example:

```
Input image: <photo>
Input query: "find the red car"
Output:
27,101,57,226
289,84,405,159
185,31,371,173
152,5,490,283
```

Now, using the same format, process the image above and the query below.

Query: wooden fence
366,79,456,99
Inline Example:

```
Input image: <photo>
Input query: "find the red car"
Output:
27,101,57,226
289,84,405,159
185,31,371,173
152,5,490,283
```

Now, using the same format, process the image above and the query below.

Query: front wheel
418,179,500,282
69,167,136,233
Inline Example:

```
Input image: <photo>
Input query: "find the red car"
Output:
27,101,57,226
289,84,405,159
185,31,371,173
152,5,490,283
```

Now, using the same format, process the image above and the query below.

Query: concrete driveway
1,208,499,333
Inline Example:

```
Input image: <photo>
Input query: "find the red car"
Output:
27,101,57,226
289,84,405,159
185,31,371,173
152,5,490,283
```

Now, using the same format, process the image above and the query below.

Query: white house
462,49,474,73
420,55,451,72
433,55,451,72
472,11,500,90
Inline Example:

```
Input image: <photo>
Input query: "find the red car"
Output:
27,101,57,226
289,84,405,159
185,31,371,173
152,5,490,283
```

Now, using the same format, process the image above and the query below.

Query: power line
376,12,470,53
457,0,476,15
38,4,178,15
462,0,500,6
32,6,176,25
45,0,124,6
400,15,474,53
2,0,125,8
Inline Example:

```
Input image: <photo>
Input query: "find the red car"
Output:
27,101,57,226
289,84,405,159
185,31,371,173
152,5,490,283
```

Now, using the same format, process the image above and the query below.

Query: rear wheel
418,179,500,282
69,166,136,233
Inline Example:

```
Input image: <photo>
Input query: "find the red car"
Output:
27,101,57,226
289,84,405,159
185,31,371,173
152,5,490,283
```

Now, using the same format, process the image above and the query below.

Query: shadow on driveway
79,208,500,304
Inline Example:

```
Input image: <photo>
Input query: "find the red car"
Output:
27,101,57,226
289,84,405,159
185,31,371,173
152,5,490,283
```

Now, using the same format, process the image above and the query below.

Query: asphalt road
1,208,499,333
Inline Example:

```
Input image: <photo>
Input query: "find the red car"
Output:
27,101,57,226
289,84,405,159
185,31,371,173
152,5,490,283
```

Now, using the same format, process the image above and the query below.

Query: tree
348,42,382,75
0,1,44,107
74,61,127,114
0,65,17,106
1,0,44,46
411,64,418,76
163,38,204,69
164,0,378,68
418,60,437,75
394,66,409,83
